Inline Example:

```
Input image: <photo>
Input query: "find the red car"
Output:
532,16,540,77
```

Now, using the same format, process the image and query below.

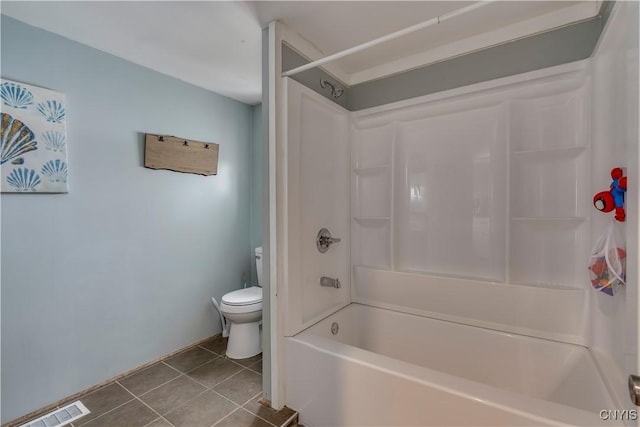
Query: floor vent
20,401,90,427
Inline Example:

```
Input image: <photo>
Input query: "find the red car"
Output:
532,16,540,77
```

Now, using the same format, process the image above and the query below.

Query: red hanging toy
593,168,627,222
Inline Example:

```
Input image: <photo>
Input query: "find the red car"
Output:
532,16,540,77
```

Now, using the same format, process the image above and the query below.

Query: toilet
218,247,263,359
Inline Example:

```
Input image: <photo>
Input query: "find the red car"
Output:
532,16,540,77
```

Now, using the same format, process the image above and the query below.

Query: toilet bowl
220,286,262,359
213,246,263,359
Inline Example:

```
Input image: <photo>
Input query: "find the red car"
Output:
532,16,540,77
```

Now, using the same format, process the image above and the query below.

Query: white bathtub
285,304,621,426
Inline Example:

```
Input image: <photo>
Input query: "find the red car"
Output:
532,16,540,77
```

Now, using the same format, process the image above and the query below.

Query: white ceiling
1,1,599,105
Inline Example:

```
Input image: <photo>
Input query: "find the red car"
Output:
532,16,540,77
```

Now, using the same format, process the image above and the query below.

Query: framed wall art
1,78,68,193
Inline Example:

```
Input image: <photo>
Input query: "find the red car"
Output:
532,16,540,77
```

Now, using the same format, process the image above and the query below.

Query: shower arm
320,79,344,98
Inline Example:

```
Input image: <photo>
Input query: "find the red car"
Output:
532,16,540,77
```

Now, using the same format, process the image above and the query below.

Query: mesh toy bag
588,220,626,296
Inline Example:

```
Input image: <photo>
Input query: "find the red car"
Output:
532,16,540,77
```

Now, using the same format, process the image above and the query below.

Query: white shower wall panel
284,79,351,335
509,220,587,287
352,219,391,269
510,88,586,152
510,147,588,218
588,0,639,409
353,124,393,169
355,168,391,218
394,104,508,281
350,61,591,341
352,62,590,288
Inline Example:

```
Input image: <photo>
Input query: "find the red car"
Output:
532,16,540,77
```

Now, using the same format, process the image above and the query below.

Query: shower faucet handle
317,228,341,253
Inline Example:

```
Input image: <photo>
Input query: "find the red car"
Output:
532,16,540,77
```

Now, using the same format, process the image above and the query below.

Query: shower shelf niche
352,123,394,270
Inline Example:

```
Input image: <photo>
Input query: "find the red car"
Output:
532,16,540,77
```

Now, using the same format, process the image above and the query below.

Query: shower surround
270,2,638,425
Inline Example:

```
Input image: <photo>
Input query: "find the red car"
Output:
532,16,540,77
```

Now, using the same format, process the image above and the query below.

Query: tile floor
19,336,298,427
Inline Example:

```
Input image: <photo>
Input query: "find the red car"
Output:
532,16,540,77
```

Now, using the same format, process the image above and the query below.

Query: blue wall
250,104,263,286
1,16,255,423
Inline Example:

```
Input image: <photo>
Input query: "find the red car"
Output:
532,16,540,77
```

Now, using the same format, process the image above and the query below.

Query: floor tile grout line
246,363,262,374
118,371,183,399
242,390,264,407
183,362,252,391
227,357,263,370
210,366,251,387
161,360,191,375
240,396,299,427
142,415,175,427
111,360,185,399
237,406,279,427
280,411,299,427
209,406,243,427
238,391,281,424
125,375,210,423
142,368,213,398
183,373,214,391
198,344,224,357
129,393,167,426
242,390,264,406
180,354,229,377
190,370,263,407
208,368,263,402
167,387,211,415
208,386,252,408
169,344,223,360
74,388,137,427
183,369,234,391
161,388,234,422
240,399,283,427
165,354,221,376
209,406,278,427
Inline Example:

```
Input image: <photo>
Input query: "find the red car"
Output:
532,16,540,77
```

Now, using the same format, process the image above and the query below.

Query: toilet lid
222,286,262,306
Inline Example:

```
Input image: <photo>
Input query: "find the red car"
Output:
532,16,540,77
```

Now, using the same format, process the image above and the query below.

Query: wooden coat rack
144,134,219,176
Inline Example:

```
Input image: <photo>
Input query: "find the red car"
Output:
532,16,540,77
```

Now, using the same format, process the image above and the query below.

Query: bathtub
285,303,621,426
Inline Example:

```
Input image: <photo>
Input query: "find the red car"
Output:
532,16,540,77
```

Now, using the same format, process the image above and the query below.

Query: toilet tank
255,246,263,286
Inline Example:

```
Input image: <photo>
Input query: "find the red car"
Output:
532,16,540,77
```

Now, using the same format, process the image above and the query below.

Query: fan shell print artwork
1,78,68,193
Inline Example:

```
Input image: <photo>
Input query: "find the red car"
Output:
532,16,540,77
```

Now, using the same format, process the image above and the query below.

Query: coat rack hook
183,140,188,146
158,135,164,142
205,144,210,149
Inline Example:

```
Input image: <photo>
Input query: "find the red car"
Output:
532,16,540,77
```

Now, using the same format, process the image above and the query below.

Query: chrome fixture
320,276,341,288
320,79,344,98
630,375,640,406
317,228,342,253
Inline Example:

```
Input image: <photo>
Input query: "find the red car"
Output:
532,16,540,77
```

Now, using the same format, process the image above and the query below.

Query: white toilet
218,247,263,359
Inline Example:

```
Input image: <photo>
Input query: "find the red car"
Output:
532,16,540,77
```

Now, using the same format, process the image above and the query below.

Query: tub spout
320,276,341,288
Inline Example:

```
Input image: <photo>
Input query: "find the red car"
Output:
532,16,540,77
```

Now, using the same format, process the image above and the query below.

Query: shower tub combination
286,303,618,426
278,1,636,424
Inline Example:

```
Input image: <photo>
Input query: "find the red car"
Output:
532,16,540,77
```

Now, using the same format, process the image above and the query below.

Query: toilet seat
221,286,262,314
222,286,262,306
220,301,262,314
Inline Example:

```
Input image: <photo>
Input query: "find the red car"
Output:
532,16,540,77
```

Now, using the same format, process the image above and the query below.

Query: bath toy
593,167,627,222
588,247,626,296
